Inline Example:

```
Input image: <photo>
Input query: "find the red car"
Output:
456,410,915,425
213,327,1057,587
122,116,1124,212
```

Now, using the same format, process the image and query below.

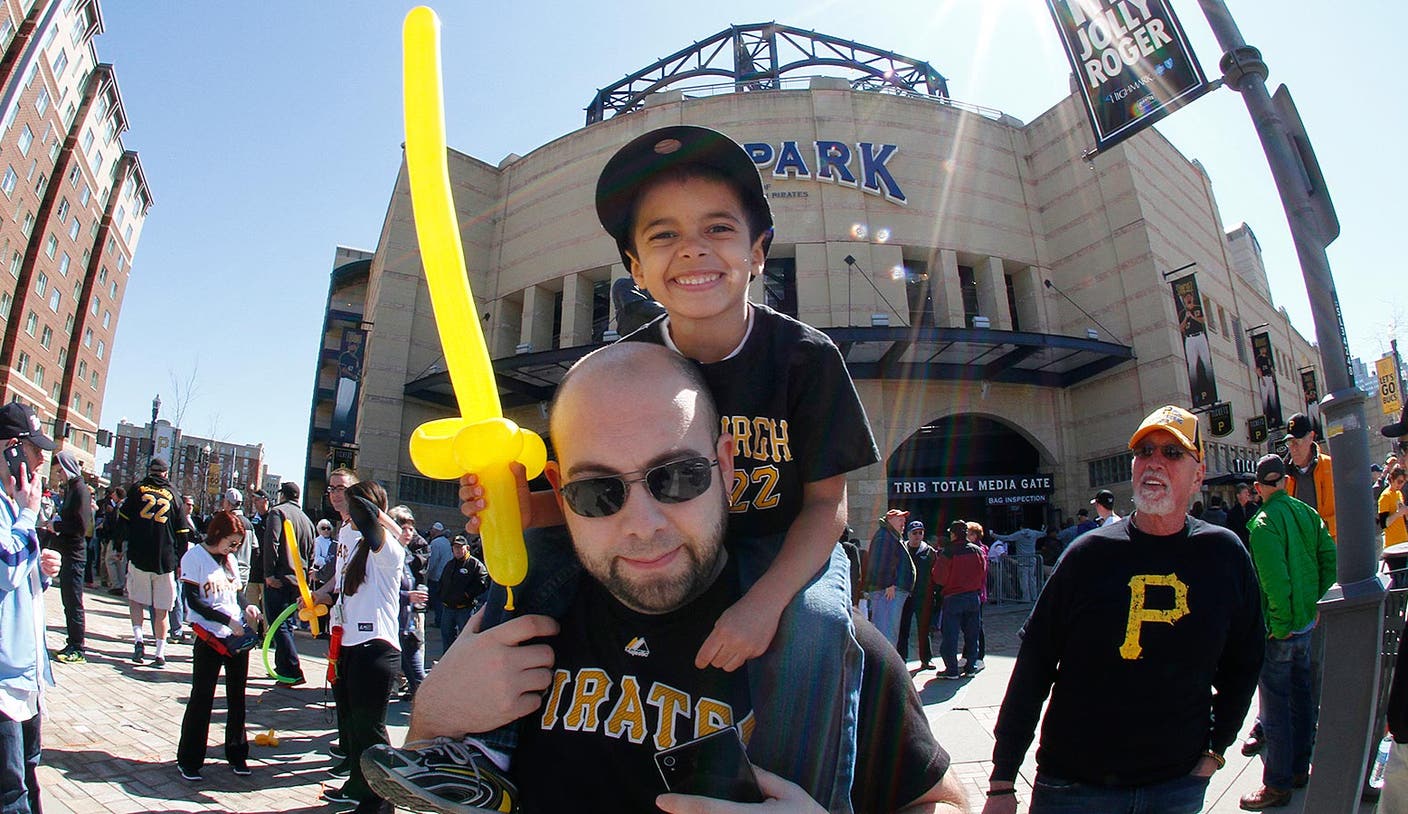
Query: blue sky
91,1,1403,482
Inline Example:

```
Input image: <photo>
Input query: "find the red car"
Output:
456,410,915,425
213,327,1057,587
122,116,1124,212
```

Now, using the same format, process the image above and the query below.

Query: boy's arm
694,474,847,673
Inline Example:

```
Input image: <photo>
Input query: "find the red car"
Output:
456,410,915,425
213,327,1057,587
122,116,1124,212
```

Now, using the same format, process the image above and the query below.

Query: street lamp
199,443,211,514
148,394,161,465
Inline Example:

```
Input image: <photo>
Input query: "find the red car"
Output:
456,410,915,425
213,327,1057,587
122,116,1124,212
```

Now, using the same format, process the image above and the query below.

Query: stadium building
307,23,1321,533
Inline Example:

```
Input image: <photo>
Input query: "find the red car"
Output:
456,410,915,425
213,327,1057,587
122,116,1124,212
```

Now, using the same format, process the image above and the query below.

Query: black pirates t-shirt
514,559,953,812
629,303,880,538
516,560,754,813
991,517,1265,786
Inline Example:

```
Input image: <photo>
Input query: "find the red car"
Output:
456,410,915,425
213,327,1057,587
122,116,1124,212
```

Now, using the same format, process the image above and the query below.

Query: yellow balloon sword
402,7,545,610
284,517,326,638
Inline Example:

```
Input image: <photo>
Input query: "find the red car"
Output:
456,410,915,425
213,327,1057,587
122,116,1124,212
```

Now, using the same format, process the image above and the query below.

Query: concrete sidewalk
32,586,1380,812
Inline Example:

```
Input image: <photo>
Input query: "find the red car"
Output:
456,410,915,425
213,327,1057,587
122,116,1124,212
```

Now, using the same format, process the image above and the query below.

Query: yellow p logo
1120,574,1190,660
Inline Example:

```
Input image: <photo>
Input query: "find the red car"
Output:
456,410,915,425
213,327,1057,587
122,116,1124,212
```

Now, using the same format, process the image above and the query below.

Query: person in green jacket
1240,454,1337,811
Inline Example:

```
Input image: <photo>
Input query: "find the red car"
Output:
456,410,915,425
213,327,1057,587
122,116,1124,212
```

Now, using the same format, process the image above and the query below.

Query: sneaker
361,739,520,814
328,760,352,778
54,648,86,664
151,656,167,668
132,641,145,664
939,670,964,680
329,744,347,760
178,765,202,781
971,659,985,673
167,633,182,645
231,762,252,776
321,786,357,805
918,661,934,671
1242,729,1265,756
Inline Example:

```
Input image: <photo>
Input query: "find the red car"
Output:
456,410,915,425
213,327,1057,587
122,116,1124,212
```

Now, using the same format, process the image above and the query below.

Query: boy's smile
627,175,766,346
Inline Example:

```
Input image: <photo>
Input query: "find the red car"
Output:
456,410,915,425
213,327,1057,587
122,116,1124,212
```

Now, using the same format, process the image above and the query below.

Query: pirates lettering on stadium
743,140,906,205
539,668,756,751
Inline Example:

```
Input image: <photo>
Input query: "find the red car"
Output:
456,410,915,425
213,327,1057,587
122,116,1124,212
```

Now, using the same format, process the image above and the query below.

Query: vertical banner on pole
1251,330,1284,429
1300,368,1323,437
330,328,367,445
1043,0,1213,152
1378,354,1402,417
1170,273,1218,408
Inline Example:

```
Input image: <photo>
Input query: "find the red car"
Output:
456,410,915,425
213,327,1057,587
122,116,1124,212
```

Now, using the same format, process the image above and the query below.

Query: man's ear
716,433,735,487
544,461,567,514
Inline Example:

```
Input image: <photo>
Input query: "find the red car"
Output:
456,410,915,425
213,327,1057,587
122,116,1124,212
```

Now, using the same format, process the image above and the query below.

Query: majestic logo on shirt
1120,573,1191,660
624,637,650,658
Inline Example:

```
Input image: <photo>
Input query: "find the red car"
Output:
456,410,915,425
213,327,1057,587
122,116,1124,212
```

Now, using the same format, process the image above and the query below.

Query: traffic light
95,429,112,447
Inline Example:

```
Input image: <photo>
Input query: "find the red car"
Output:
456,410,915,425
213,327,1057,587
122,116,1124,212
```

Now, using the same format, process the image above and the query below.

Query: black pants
332,639,398,811
262,582,304,681
176,638,249,772
58,554,85,651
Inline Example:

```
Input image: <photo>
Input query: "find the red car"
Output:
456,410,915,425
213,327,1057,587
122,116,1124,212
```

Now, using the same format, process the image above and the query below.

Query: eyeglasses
560,457,719,518
1133,443,1194,461
327,485,347,493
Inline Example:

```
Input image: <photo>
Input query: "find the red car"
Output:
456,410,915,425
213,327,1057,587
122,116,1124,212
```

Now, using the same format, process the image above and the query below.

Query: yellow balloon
403,7,540,607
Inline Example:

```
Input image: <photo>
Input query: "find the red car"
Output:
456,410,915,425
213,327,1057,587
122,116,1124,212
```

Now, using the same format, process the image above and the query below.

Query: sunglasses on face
560,456,719,518
1133,443,1192,461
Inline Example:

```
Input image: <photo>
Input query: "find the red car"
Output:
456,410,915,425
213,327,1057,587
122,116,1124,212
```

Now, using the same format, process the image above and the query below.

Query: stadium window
763,257,798,318
905,261,936,328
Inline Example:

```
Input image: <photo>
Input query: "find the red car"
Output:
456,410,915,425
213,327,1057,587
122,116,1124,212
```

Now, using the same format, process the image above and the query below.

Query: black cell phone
654,728,765,803
3,443,25,484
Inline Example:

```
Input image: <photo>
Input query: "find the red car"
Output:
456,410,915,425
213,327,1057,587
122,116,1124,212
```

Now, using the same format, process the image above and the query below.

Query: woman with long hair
310,480,402,811
176,510,263,781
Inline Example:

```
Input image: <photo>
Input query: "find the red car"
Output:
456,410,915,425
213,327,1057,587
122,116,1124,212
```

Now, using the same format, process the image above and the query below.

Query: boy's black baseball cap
595,125,774,268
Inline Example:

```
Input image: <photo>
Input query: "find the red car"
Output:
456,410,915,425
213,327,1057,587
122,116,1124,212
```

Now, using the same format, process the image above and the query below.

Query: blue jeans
1258,630,1316,789
939,591,982,674
1031,771,1210,814
441,606,475,657
0,706,41,814
734,537,861,814
868,588,909,648
400,627,426,696
263,581,304,681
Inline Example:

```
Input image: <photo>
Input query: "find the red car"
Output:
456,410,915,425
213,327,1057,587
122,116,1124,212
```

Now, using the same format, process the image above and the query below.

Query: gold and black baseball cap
595,125,773,268
1128,405,1202,461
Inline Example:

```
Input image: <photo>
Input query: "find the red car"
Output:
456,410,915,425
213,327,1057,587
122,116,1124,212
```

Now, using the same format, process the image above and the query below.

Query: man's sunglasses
1133,443,1194,461
560,457,719,518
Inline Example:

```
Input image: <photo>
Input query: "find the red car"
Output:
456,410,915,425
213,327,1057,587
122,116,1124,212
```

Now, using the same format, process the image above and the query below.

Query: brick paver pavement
35,586,414,813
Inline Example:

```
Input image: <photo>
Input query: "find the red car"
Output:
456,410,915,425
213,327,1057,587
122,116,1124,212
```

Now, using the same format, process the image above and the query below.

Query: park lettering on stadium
1044,0,1212,151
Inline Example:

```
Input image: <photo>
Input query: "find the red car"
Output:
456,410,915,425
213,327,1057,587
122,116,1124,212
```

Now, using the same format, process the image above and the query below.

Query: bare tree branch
167,358,201,430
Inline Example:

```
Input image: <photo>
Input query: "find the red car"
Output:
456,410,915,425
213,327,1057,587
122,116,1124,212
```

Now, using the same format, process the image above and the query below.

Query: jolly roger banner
1044,0,1213,152
1170,273,1218,409
1250,330,1284,430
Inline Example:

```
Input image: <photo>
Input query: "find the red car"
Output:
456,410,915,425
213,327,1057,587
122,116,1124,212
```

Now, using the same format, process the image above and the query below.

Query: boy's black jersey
629,303,879,537
515,559,950,812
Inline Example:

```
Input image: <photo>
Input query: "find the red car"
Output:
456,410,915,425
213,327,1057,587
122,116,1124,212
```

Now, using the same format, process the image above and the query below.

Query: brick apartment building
0,0,150,476
106,418,264,514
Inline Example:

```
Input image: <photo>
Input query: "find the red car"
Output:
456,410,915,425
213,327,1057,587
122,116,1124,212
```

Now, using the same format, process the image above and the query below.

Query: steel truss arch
586,22,950,124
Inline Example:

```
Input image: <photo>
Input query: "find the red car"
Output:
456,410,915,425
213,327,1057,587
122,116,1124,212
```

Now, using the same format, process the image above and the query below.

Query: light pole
199,443,211,514
1195,1,1382,806
148,395,161,466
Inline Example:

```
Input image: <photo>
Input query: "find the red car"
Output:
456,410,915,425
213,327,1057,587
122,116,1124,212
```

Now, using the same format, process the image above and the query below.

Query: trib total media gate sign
890,475,1055,506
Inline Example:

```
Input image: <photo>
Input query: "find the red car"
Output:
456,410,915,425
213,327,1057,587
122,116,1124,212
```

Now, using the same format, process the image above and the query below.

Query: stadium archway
886,414,1053,533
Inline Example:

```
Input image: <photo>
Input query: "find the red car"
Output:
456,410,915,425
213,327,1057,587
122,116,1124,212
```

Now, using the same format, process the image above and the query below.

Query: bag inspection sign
1044,0,1213,152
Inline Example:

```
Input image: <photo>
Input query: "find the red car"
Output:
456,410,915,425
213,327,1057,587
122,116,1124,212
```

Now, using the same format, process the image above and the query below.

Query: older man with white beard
983,406,1264,814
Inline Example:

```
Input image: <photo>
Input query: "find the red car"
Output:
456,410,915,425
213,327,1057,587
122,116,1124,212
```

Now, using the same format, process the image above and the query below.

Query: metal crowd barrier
986,554,1046,605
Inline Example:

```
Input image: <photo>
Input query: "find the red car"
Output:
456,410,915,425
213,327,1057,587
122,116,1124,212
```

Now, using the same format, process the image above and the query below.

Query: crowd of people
3,117,1408,814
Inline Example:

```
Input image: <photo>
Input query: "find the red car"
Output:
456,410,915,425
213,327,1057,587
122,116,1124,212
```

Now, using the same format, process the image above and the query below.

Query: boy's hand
459,463,533,535
695,591,782,672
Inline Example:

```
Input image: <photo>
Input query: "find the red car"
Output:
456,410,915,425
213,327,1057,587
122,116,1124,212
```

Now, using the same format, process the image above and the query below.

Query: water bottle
413,583,428,611
1371,732,1394,789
